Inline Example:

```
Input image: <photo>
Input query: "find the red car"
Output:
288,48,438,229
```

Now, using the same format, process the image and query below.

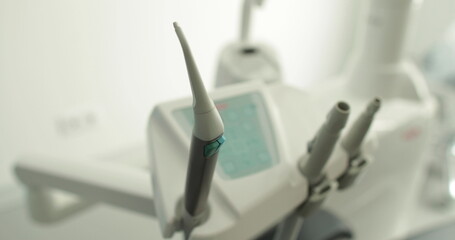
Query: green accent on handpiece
204,135,225,157
217,135,226,145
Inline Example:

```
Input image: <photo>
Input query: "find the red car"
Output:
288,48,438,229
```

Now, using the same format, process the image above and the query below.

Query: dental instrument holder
298,102,350,214
274,102,350,240
337,98,381,189
215,0,281,88
311,0,436,238
336,156,368,190
174,22,225,238
275,99,381,240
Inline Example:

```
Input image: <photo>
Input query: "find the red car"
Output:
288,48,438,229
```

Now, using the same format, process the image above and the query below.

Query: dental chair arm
24,185,93,223
15,156,156,223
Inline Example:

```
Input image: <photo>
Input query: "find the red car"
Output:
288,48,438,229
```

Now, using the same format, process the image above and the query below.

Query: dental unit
13,0,438,239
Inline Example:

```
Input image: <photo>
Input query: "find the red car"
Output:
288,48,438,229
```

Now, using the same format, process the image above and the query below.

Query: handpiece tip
336,101,350,114
173,22,179,29
326,101,350,132
373,97,381,106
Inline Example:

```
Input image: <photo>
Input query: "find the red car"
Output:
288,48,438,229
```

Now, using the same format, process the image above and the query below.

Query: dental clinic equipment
15,22,381,240
338,99,381,189
315,0,437,239
152,22,386,240
274,102,351,240
215,0,281,87
299,103,350,187
173,22,225,239
13,0,439,239
274,99,381,240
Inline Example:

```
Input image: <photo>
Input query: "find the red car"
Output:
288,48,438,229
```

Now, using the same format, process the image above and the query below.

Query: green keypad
173,93,278,179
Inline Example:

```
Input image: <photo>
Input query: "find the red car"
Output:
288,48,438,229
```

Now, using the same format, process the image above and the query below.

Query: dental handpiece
300,102,350,184
341,98,381,159
174,22,225,222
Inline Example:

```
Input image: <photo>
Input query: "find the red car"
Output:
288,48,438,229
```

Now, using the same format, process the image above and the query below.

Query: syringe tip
367,98,381,115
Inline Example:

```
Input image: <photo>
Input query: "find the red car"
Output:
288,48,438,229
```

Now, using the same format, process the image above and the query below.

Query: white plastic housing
148,82,309,239
215,42,281,87
14,74,434,240
322,62,436,240
351,0,415,66
149,71,435,239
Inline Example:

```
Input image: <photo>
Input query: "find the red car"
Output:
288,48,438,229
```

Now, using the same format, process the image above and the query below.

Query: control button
204,141,220,157
217,135,226,145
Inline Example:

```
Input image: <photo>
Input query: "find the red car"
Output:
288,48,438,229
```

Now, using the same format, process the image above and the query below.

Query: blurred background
1,0,455,239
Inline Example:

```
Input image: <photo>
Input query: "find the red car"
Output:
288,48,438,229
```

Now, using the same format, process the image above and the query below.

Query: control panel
173,92,279,179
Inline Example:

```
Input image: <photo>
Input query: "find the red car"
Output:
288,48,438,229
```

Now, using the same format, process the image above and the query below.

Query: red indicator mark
216,103,228,111
402,127,421,141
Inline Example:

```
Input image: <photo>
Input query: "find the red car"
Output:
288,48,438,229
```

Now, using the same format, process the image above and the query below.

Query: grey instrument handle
300,102,350,183
342,98,381,159
185,135,224,216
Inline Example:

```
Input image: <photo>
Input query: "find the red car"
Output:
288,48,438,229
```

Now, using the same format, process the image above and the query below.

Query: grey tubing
184,135,221,216
341,98,381,159
301,102,350,183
